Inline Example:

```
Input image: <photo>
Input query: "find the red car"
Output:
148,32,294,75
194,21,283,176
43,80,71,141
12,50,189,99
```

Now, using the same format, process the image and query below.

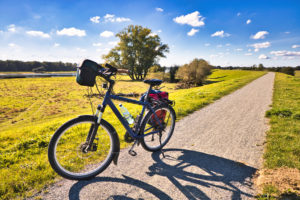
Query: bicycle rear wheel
140,104,176,152
48,115,118,180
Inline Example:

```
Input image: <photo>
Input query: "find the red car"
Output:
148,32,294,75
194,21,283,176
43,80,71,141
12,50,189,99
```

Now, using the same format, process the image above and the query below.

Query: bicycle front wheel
140,104,176,152
48,115,118,180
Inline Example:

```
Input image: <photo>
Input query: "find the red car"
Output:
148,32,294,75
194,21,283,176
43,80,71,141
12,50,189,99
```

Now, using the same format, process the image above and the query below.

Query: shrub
293,113,300,120
176,58,213,86
265,109,293,118
280,67,295,76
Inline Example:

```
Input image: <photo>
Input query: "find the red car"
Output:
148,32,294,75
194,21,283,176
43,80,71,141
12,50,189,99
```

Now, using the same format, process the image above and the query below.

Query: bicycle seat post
145,85,153,103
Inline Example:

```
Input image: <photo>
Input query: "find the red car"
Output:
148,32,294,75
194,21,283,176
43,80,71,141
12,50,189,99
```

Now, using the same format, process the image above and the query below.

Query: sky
0,0,299,67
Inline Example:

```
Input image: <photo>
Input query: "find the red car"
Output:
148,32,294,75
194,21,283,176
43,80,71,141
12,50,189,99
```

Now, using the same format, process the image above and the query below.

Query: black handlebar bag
76,59,101,86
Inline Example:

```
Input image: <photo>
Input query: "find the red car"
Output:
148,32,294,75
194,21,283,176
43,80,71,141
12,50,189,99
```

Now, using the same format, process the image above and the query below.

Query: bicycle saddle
143,79,163,86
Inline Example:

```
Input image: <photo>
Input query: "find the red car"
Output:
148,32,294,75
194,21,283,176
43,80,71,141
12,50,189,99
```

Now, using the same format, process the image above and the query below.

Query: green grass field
265,73,300,169
257,72,300,199
0,70,266,200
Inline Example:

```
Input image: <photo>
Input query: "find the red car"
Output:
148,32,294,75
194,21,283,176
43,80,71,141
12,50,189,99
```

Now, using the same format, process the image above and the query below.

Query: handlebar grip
117,69,129,74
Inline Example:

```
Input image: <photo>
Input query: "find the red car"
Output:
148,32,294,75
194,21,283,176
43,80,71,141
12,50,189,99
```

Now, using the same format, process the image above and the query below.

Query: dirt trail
32,72,275,200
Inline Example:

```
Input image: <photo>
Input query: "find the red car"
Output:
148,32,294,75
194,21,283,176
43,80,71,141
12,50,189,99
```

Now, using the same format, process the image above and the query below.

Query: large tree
103,25,169,80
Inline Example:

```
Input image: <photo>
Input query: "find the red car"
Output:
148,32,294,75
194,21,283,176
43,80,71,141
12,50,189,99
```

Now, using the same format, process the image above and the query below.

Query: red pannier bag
149,91,169,126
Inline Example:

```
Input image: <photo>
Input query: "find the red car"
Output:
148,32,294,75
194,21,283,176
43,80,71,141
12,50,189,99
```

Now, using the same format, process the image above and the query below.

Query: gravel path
33,72,275,200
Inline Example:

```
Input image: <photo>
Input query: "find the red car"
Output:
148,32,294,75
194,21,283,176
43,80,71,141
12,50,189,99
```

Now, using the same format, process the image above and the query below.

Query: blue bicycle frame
95,84,163,139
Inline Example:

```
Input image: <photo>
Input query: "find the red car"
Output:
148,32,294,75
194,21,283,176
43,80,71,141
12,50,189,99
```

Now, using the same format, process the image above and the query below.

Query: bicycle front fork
83,105,104,152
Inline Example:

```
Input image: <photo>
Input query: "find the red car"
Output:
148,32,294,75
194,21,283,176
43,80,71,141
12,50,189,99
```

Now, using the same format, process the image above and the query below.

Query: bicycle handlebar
103,63,129,74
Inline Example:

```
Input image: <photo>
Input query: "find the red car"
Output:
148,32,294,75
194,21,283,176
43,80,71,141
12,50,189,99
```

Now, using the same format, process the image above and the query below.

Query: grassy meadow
0,70,266,199
257,72,300,198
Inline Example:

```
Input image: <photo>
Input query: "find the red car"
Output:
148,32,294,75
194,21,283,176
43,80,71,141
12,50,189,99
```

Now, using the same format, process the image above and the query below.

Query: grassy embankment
0,70,266,200
256,72,300,199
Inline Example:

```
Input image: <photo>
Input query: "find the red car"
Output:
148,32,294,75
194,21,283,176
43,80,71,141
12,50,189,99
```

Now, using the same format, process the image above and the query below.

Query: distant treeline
214,64,300,76
0,60,77,72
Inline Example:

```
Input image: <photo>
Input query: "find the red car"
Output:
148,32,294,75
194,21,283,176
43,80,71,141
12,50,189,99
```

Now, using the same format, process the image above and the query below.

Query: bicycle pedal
128,150,137,156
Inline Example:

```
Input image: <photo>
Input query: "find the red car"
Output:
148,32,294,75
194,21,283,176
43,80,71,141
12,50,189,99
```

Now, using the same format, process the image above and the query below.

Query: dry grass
255,168,300,195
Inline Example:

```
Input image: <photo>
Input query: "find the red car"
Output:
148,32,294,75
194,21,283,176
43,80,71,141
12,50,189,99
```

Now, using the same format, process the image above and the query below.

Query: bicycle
48,59,176,180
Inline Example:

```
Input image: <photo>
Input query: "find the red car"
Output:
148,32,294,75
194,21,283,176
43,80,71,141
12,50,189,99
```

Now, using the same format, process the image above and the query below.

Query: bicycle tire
140,104,176,152
48,115,119,180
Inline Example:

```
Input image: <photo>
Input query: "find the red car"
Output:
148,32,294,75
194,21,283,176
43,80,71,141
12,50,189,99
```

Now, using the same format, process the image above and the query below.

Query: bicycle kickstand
128,140,138,156
159,133,166,158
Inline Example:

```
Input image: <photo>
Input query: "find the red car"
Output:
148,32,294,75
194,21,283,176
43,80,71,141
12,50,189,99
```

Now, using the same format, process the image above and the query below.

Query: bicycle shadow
147,148,257,200
68,148,257,200
68,175,173,200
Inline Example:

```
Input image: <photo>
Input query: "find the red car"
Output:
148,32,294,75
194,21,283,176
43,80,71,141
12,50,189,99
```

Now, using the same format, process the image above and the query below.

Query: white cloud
285,31,290,34
104,14,131,23
96,48,110,53
0,30,3,34
246,19,251,24
237,12,241,16
292,45,300,49
76,48,87,52
108,41,118,46
204,43,210,47
187,28,199,36
211,30,230,38
217,44,223,48
115,17,131,22
8,43,22,52
8,24,16,32
235,48,243,51
100,31,114,37
173,11,205,27
149,32,157,37
245,53,253,56
258,54,270,59
218,52,225,57
156,8,163,12
225,43,231,46
250,41,271,52
251,31,269,39
8,43,16,47
149,30,162,37
57,27,86,37
270,50,300,57
90,16,100,23
92,43,102,47
54,43,60,47
104,14,115,19
26,30,50,38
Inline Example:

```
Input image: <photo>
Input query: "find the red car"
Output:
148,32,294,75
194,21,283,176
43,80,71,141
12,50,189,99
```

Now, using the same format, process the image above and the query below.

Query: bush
293,113,300,120
280,67,295,76
266,109,293,118
176,58,212,86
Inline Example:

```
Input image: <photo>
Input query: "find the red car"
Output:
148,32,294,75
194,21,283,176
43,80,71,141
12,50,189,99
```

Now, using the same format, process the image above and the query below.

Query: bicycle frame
95,82,163,139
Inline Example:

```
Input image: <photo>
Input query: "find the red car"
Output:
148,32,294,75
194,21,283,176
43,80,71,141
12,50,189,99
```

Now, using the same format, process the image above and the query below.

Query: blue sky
0,0,299,67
